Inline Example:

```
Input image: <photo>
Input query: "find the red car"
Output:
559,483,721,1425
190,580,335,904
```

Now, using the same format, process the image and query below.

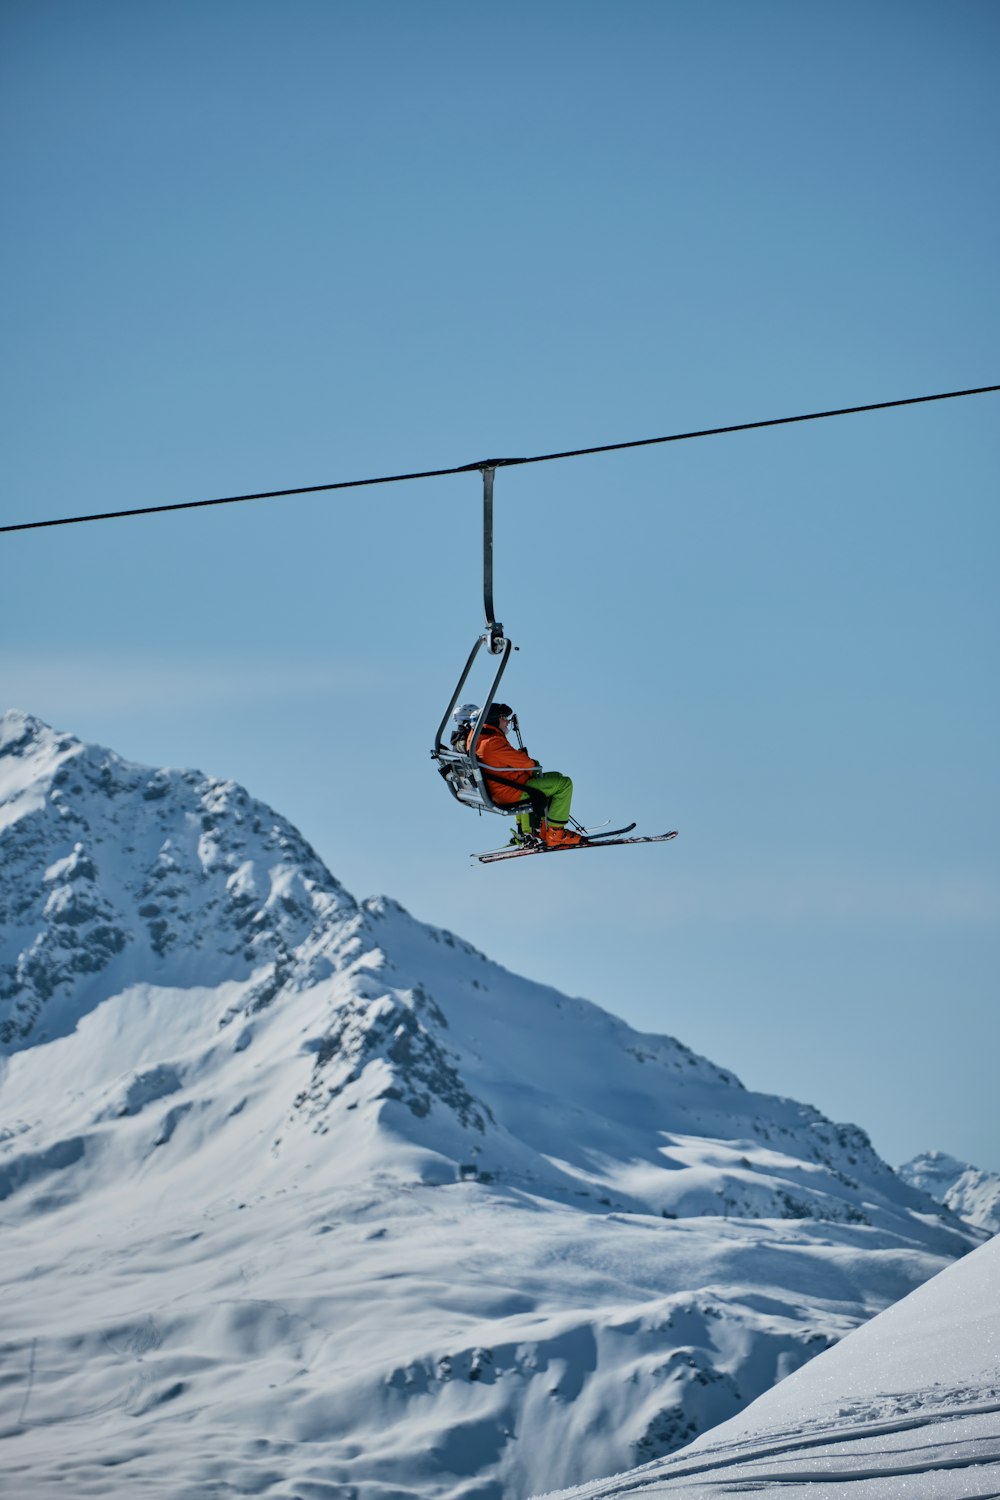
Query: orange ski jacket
467,724,538,805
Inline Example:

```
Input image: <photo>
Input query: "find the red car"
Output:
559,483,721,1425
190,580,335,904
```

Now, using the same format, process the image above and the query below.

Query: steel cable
3,383,997,535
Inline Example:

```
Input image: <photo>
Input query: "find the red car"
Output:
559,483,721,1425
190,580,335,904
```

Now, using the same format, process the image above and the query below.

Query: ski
474,830,678,863
582,822,637,840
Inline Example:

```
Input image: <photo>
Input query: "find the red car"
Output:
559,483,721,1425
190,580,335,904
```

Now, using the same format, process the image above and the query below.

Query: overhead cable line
3,382,998,536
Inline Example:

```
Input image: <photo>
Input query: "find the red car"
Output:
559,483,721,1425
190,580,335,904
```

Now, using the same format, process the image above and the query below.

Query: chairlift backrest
431,630,518,816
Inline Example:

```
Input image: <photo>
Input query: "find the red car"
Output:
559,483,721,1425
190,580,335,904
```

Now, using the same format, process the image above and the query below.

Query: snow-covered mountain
900,1150,1000,1235
0,711,983,1498
542,1224,1000,1498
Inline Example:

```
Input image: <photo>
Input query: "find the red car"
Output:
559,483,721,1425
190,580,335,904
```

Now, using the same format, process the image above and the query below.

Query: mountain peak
900,1149,1000,1233
0,713,356,1048
1,707,73,752
0,709,83,831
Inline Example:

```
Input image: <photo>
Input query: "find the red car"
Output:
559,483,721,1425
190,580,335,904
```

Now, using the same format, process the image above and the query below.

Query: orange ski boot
541,821,585,849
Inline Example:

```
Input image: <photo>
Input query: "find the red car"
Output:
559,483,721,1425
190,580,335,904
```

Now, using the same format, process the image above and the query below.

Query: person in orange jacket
467,702,584,848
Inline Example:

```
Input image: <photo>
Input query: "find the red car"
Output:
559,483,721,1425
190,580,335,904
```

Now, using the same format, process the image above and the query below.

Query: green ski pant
517,771,574,830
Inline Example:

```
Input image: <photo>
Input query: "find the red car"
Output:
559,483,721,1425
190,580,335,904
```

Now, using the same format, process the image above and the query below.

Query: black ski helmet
484,702,513,727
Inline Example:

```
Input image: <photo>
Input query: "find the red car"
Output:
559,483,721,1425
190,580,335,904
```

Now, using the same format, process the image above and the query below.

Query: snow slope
900,1150,1000,1236
541,1230,1000,1498
0,712,983,1498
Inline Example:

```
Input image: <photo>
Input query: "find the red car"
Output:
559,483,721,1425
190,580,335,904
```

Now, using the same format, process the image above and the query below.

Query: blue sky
3,0,998,1171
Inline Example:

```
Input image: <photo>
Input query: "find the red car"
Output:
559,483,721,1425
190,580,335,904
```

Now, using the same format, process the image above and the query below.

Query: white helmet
452,703,480,725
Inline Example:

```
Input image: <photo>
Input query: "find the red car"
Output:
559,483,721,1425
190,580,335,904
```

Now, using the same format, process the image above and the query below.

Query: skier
467,703,583,848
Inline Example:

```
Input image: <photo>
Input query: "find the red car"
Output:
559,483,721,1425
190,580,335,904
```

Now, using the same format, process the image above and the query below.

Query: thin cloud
0,651,398,718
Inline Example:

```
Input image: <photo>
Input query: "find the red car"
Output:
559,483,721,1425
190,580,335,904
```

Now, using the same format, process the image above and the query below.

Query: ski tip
583,821,637,840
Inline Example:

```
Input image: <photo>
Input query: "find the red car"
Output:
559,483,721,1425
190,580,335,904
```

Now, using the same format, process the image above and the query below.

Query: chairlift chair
430,464,544,824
